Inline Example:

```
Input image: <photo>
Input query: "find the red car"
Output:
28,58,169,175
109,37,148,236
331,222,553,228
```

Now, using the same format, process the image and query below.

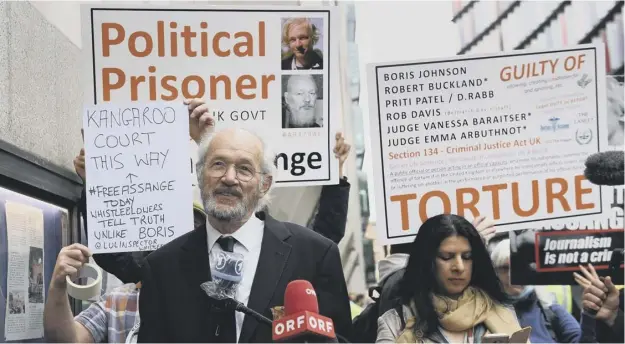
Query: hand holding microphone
272,280,341,343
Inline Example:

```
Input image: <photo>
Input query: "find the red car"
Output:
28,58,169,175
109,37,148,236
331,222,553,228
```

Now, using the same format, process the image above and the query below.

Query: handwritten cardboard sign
83,103,193,253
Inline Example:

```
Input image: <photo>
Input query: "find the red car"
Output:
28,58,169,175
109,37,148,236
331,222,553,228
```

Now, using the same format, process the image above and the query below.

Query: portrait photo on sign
281,17,324,70
606,76,624,147
282,74,324,129
9,292,25,314
28,246,44,303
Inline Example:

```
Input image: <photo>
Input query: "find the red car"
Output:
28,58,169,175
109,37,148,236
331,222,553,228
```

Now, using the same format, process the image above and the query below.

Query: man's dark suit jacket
137,212,352,343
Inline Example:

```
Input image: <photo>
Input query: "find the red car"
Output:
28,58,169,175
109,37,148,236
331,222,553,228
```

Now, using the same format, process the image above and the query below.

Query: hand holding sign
472,216,497,244
186,98,215,144
74,129,86,181
575,264,620,326
574,263,608,290
83,102,193,253
74,148,86,181
333,132,351,178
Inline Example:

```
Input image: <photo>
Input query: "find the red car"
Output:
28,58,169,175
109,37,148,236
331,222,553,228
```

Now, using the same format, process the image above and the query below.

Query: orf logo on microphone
305,288,316,296
272,311,336,341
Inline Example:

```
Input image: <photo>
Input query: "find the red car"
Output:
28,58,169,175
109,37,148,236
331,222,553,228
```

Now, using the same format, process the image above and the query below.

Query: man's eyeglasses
206,161,261,182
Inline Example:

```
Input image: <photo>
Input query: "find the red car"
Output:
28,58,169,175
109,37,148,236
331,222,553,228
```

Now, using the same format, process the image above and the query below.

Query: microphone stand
234,302,273,326
222,297,272,326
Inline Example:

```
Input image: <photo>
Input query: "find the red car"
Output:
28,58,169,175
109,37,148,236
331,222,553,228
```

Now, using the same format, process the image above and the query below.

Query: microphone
584,151,624,186
272,280,339,343
201,282,272,327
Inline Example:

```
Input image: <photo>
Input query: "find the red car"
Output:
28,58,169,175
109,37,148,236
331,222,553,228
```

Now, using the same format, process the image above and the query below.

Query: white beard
203,197,249,222
200,184,262,222
202,191,255,222
289,108,316,127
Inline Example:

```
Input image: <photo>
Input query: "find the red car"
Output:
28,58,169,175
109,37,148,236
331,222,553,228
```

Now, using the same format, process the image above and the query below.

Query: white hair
195,128,277,211
490,239,510,269
286,74,317,92
492,238,555,301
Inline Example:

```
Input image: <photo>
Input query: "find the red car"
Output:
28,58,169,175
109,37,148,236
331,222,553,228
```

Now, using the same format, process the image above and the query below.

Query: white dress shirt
291,56,303,70
206,216,264,342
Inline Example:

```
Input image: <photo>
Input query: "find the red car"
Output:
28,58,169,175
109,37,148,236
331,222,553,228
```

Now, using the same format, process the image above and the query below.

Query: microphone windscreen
584,151,624,186
284,280,319,316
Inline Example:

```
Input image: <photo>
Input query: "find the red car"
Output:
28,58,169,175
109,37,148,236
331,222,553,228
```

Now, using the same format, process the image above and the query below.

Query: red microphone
272,280,337,343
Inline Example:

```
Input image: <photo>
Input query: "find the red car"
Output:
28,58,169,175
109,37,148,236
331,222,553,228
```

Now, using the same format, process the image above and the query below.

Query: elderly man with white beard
282,74,322,128
137,99,352,343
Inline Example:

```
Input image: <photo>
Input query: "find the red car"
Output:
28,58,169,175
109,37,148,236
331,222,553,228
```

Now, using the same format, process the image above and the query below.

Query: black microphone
230,298,273,327
584,151,624,186
202,284,273,327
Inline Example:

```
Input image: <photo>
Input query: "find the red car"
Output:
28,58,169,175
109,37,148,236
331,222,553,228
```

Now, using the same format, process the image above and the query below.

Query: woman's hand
472,216,496,244
574,264,620,326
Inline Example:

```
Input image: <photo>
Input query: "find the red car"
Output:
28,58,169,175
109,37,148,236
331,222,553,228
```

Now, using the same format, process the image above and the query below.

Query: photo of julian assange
282,74,323,129
281,17,324,70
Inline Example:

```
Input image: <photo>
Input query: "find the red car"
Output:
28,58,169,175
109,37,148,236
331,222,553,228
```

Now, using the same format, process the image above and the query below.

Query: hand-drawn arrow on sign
126,173,138,183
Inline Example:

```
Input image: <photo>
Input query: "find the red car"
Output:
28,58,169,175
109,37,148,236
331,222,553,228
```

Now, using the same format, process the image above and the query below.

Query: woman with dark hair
377,214,524,343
